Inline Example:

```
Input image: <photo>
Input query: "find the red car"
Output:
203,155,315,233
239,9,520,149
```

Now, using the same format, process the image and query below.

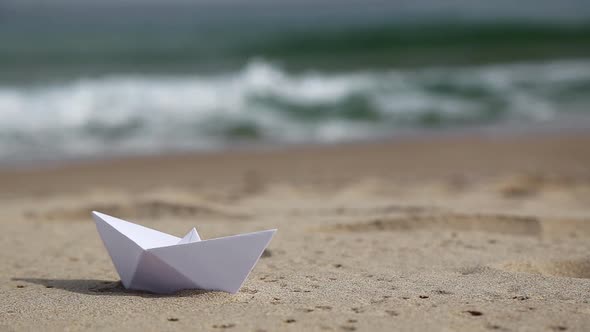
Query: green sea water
1,2,590,162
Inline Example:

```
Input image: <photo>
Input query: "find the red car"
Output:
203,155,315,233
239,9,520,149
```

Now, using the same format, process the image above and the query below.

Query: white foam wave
1,59,590,162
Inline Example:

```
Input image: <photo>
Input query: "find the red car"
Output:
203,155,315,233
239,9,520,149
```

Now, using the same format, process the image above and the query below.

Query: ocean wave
1,59,590,162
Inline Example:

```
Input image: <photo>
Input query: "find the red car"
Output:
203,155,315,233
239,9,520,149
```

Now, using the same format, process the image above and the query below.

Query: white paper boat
92,211,276,294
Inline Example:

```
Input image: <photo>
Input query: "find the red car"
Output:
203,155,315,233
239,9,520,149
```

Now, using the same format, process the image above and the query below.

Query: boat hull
93,211,276,294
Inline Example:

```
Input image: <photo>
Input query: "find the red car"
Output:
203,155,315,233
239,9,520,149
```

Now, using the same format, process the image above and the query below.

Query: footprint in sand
321,212,590,239
26,199,249,222
320,213,542,236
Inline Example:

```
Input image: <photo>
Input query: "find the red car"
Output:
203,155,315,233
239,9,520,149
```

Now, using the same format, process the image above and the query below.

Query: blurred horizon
1,1,590,164
3,0,590,78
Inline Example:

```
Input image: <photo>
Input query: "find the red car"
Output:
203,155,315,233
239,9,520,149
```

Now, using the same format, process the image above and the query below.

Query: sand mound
497,258,590,279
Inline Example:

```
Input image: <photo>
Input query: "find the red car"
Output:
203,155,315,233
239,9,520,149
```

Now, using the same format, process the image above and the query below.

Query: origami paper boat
92,211,276,294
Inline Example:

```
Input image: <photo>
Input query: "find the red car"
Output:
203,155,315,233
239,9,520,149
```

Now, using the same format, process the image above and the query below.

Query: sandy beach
1,132,590,331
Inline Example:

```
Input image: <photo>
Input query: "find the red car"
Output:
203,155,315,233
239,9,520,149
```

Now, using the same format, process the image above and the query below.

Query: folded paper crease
92,211,276,294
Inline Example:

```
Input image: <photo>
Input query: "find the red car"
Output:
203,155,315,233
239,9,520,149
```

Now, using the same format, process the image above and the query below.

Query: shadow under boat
11,277,217,297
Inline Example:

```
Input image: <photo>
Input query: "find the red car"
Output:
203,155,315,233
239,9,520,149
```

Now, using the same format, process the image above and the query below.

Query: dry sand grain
1,133,589,331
